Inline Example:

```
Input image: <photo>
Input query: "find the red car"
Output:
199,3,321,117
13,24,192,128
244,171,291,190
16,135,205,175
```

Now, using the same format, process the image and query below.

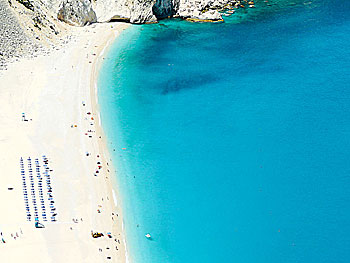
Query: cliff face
0,0,248,68
58,0,97,26
92,0,157,23
176,0,244,21
62,0,244,24
3,0,246,28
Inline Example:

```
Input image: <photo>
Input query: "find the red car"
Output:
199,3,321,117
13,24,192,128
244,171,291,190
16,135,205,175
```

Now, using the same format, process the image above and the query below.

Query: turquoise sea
98,0,350,262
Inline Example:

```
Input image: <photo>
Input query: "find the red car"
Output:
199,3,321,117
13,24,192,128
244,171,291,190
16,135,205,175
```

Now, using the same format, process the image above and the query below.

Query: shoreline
0,22,130,263
90,23,131,263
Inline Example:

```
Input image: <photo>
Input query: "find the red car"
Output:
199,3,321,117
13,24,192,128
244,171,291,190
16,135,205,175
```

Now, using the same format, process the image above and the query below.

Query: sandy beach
0,22,129,262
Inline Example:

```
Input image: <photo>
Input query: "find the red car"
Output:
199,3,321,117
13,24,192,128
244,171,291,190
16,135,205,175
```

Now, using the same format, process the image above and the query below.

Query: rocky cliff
58,0,97,26
36,0,246,25
0,0,252,68
90,0,246,23
2,0,249,29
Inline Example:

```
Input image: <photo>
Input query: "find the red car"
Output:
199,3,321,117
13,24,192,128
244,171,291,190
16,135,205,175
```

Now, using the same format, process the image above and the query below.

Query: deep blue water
98,1,350,262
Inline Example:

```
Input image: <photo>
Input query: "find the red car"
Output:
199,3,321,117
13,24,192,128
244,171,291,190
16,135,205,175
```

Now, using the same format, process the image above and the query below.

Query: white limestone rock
92,0,157,24
57,0,97,26
92,0,130,23
8,0,243,28
46,0,240,25
180,9,222,21
130,0,157,23
198,9,222,20
39,0,62,15
175,0,241,21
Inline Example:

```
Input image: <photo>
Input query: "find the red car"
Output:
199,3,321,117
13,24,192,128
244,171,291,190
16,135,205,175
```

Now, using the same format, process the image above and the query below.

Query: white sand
0,22,129,263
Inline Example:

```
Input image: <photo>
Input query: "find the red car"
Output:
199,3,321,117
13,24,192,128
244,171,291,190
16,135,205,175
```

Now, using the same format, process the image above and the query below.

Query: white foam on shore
112,189,118,207
122,222,129,263
95,83,98,99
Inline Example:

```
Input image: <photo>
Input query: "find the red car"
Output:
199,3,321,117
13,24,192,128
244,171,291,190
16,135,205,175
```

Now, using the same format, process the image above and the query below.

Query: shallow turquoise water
98,1,350,262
